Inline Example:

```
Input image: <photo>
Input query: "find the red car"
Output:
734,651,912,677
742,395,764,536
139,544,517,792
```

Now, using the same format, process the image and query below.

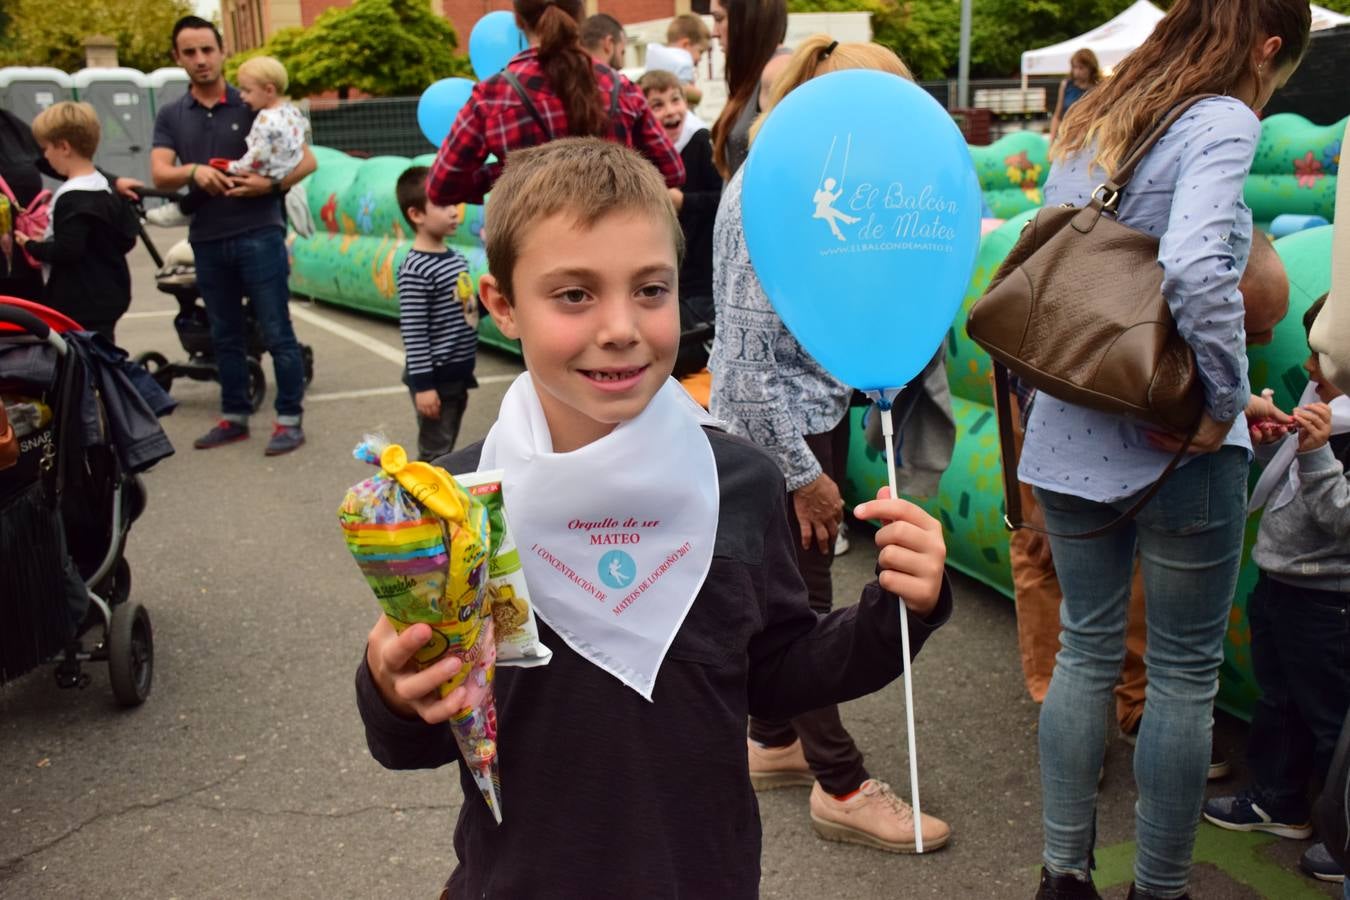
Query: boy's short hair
1305,294,1328,341
31,101,100,158
579,13,624,51
638,70,684,98
666,13,710,47
396,165,430,229
237,55,289,93
485,138,684,302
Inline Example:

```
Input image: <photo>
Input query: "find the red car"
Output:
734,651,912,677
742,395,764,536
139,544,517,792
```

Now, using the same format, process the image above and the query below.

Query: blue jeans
1033,447,1248,898
192,227,304,422
1246,573,1350,821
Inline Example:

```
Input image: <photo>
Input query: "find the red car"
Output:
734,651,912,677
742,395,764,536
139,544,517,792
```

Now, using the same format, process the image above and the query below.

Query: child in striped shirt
395,166,478,460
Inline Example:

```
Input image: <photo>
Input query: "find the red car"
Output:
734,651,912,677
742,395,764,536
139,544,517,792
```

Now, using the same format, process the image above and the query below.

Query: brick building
221,0,702,56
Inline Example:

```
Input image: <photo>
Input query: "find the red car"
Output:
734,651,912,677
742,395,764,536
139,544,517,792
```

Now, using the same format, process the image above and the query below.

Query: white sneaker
145,203,191,227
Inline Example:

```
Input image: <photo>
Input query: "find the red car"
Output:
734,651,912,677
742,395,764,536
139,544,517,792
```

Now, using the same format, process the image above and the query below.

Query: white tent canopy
1021,0,1164,80
1312,3,1350,31
1023,1,1350,83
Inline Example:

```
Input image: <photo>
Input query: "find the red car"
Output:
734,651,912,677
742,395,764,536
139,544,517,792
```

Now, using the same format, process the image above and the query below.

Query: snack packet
339,436,502,823
454,469,551,668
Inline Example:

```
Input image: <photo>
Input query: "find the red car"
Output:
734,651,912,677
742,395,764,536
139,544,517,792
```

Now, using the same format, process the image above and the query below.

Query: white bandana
478,374,720,699
1249,383,1350,514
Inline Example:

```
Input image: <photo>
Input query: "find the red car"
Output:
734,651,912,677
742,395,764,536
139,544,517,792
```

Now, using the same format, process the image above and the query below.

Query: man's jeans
1246,573,1350,822
1033,447,1248,899
193,227,304,424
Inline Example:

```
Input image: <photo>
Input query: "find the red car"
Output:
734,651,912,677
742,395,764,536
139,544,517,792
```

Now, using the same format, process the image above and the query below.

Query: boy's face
409,201,461,240
237,74,276,111
672,38,706,66
1305,351,1344,404
40,140,72,176
481,209,680,452
645,88,688,143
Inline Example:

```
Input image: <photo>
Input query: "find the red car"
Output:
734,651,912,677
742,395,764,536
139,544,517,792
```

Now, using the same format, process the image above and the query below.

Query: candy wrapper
455,470,551,668
338,436,503,823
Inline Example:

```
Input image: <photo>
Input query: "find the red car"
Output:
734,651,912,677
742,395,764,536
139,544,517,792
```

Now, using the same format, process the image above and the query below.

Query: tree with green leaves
0,0,193,72
227,0,472,99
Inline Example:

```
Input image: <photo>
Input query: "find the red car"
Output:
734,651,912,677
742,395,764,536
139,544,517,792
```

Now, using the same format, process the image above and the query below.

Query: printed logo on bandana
598,550,636,589
813,132,963,256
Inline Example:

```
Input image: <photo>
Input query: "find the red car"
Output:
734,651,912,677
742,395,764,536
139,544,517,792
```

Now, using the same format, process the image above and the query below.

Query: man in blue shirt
151,16,317,455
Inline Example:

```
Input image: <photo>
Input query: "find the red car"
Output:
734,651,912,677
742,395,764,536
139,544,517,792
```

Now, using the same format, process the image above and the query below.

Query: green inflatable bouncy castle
288,114,1342,719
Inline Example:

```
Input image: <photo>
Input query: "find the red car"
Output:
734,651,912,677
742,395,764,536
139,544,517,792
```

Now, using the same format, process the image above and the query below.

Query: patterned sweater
708,168,851,492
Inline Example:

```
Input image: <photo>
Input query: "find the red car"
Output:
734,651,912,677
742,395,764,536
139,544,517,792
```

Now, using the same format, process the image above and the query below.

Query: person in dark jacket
15,102,138,342
638,69,721,377
356,138,952,898
0,108,48,301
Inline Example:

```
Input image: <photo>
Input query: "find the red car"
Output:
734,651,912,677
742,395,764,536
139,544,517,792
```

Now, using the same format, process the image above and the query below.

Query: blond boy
357,138,952,897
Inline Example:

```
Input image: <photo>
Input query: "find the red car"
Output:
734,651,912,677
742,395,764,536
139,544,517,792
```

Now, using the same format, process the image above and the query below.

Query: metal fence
303,96,434,158
301,77,1068,158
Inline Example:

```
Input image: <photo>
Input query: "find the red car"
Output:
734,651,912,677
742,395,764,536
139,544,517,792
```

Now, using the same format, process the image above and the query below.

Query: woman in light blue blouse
1027,3,1311,899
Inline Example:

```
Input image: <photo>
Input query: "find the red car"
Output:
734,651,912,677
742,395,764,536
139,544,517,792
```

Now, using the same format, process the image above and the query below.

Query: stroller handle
0,303,53,340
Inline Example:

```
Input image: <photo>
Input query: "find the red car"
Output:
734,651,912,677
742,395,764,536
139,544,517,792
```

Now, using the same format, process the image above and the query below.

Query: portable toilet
72,68,154,186
147,67,190,114
0,67,75,124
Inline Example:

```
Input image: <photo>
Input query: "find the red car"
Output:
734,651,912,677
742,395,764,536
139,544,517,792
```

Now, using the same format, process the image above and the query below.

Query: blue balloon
742,70,983,392
1269,213,1330,239
418,77,476,147
469,11,528,80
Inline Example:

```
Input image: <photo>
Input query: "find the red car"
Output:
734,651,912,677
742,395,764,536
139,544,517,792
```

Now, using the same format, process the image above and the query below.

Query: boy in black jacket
17,102,138,341
356,139,952,899
639,70,721,378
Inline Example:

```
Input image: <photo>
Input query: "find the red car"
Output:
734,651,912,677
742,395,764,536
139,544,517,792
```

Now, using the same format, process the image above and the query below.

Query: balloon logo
469,11,528,81
417,77,476,148
742,70,982,392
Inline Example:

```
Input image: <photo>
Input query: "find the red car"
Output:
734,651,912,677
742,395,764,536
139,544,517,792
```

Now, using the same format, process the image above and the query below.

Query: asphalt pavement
0,230,1339,899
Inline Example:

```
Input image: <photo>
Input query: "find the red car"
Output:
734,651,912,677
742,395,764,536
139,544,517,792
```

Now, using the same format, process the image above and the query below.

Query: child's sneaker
746,738,813,790
1300,843,1346,883
808,779,950,853
193,420,249,449
264,424,305,456
833,522,850,556
145,203,190,227
1202,792,1312,839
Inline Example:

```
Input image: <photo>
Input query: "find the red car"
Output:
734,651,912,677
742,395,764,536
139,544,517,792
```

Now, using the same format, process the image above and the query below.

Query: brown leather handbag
967,96,1216,535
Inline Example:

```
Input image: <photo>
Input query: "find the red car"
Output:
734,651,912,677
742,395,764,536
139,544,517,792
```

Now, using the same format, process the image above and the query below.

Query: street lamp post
957,0,972,109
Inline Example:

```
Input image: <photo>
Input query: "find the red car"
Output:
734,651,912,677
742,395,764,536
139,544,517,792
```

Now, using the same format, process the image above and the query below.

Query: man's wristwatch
270,177,284,195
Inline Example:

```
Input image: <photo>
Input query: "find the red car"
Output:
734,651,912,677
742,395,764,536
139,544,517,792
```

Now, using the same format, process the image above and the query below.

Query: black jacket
676,128,721,310
356,430,952,899
23,187,139,335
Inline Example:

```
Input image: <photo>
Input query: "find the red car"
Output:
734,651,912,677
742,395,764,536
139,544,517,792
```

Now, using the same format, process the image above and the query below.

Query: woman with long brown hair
709,0,788,178
427,0,684,206
1048,47,1102,144
1025,2,1311,899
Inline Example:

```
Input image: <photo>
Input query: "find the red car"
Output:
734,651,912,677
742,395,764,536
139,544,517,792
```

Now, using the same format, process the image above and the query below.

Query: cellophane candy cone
339,436,503,822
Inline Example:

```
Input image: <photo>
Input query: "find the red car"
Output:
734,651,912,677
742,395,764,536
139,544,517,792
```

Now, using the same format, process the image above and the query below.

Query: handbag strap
502,70,553,140
1097,94,1220,205
992,361,1197,540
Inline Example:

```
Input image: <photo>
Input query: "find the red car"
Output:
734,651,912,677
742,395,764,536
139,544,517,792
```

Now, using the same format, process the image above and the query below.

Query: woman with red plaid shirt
427,0,684,206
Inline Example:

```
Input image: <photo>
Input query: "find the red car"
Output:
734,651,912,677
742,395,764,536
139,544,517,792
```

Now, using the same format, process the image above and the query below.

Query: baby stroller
130,188,315,411
0,298,156,706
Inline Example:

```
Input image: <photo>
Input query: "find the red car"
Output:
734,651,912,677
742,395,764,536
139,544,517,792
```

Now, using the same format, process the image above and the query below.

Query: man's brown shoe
747,738,814,790
809,779,950,853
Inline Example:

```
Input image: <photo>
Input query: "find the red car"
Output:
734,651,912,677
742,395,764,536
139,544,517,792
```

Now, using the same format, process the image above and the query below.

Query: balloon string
840,132,852,192
879,401,924,853
818,135,836,190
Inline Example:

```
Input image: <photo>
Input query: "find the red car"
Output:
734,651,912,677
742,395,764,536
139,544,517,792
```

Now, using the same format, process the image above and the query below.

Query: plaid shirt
427,50,685,206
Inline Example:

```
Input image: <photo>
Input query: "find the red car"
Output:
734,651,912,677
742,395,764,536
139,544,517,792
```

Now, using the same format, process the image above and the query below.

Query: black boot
1126,885,1190,900
1035,867,1102,900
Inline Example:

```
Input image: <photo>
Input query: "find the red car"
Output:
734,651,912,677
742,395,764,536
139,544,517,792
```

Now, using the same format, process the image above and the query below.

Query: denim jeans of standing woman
1034,447,1248,897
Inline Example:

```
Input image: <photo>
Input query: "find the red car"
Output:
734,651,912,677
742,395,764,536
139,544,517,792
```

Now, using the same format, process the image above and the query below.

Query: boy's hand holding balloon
854,487,946,618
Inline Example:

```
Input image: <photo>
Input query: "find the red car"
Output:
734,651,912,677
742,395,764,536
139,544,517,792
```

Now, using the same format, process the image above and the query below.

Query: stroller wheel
247,358,267,413
108,599,153,707
134,351,174,392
